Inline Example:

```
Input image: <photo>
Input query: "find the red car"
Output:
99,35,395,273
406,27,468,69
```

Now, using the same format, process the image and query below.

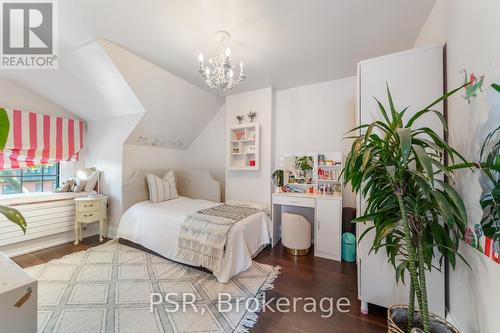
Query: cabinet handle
318,219,320,230
83,214,93,217
14,287,32,308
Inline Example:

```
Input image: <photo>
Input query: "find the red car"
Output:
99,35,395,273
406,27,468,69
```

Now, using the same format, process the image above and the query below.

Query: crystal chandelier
198,31,246,92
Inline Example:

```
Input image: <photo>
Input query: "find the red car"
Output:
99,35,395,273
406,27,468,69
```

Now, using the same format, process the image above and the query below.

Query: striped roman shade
0,108,84,170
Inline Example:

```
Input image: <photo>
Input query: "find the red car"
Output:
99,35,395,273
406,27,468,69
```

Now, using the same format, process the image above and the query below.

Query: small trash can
342,232,356,262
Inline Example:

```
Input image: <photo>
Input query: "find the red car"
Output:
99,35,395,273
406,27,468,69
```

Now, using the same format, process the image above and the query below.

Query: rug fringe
234,265,282,333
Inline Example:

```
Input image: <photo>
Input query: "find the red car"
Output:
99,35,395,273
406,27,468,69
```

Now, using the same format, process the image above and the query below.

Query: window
0,163,60,195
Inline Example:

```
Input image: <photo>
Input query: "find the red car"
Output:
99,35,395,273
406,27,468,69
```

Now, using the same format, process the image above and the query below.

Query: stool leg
74,221,79,246
361,301,369,315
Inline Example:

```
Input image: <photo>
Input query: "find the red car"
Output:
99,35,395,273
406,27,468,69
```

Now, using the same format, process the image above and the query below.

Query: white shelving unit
228,122,260,171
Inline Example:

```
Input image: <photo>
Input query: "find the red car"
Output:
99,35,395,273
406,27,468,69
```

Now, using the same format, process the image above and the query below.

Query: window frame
0,163,60,194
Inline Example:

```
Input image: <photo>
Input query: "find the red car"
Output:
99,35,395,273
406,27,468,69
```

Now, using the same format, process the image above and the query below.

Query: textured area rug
25,241,280,333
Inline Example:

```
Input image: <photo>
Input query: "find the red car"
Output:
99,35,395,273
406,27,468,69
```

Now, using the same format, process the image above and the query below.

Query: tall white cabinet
357,45,445,316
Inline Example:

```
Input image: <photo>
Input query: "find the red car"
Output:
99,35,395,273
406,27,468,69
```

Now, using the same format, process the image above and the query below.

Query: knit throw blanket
176,204,262,272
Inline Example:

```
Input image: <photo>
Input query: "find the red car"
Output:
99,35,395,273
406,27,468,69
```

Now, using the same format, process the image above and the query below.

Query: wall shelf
228,122,260,171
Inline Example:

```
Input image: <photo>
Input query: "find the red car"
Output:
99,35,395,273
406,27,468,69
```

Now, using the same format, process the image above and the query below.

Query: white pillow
163,170,179,199
146,171,178,203
84,171,99,192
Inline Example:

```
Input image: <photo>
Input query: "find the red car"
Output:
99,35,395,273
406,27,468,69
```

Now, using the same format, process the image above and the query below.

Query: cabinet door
315,199,341,261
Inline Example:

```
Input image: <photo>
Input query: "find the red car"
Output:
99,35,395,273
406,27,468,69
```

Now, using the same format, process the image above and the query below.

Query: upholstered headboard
122,169,221,212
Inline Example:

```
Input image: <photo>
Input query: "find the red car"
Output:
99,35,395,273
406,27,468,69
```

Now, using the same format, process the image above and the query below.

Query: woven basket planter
388,305,460,333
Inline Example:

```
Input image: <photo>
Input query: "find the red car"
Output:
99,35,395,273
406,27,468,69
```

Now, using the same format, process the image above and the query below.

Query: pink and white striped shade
0,108,85,170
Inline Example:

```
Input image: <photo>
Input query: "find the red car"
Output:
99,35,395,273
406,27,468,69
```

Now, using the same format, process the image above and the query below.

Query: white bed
117,169,271,283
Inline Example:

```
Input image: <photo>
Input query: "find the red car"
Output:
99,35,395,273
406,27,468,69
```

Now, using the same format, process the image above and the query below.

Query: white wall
86,113,142,237
415,1,500,332
122,144,188,182
225,88,274,206
0,79,77,119
122,105,226,196
185,106,226,198
275,77,357,207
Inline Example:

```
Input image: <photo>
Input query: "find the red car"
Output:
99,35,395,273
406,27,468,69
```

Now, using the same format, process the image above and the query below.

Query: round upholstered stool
281,212,312,256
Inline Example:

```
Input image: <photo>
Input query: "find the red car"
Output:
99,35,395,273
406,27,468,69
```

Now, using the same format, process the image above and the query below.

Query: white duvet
117,197,271,283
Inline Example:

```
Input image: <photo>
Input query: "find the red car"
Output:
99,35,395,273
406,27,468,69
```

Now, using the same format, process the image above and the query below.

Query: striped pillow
146,171,179,203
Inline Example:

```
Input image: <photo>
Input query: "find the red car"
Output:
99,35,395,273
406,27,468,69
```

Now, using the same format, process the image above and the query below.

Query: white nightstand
74,195,108,245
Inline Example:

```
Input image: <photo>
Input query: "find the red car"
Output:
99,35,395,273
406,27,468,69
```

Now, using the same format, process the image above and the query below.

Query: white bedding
117,196,271,283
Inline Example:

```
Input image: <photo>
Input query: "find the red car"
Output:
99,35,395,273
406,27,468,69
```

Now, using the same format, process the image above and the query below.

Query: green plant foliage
342,83,471,333
0,205,26,234
0,108,9,150
295,156,313,172
0,108,26,234
478,126,500,251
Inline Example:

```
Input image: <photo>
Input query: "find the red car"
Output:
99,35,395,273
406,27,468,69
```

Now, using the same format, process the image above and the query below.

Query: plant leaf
397,128,412,163
412,145,434,186
492,83,500,93
0,205,26,234
0,108,10,150
386,83,398,125
437,180,467,224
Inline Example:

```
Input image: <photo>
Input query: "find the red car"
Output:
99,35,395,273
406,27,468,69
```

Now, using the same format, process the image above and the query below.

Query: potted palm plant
342,84,473,333
0,108,27,233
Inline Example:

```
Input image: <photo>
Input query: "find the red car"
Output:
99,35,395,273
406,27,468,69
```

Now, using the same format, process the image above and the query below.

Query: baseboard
1,224,99,257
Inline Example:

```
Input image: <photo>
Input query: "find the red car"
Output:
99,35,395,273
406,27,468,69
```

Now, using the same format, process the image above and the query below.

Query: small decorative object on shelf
236,115,245,124
228,122,260,170
247,111,257,122
279,152,343,195
318,154,325,165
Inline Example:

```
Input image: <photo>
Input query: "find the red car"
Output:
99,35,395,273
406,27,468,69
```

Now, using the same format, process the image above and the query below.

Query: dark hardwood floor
12,236,387,333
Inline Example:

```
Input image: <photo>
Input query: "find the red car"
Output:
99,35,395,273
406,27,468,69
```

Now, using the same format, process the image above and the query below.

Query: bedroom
0,0,499,332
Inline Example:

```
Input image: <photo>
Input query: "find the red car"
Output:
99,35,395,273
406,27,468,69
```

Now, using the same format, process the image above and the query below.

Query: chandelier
198,31,246,92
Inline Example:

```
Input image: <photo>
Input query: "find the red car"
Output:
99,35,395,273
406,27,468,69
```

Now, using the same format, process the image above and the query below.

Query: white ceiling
77,0,436,94
0,0,436,121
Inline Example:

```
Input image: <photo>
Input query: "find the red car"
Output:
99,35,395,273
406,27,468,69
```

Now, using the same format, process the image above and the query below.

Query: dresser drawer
272,195,316,208
76,200,101,211
77,211,101,223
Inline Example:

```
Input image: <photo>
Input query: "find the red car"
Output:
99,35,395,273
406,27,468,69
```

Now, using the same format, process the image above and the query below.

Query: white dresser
0,252,37,333
272,192,342,261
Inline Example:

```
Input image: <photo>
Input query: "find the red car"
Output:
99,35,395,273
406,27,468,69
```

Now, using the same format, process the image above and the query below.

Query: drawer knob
83,214,93,217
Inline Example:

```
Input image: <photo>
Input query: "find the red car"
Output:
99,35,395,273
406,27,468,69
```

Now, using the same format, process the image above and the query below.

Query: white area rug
25,240,280,333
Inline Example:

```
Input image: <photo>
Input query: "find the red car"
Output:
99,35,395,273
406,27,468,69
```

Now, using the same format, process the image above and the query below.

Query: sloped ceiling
65,0,436,95
99,39,223,149
0,0,436,122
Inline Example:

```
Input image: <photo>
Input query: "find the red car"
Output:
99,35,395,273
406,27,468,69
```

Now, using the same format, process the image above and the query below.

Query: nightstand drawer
77,211,101,222
76,200,101,211
272,195,316,208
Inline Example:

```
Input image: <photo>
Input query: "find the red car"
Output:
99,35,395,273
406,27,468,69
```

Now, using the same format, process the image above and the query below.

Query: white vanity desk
271,192,342,261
